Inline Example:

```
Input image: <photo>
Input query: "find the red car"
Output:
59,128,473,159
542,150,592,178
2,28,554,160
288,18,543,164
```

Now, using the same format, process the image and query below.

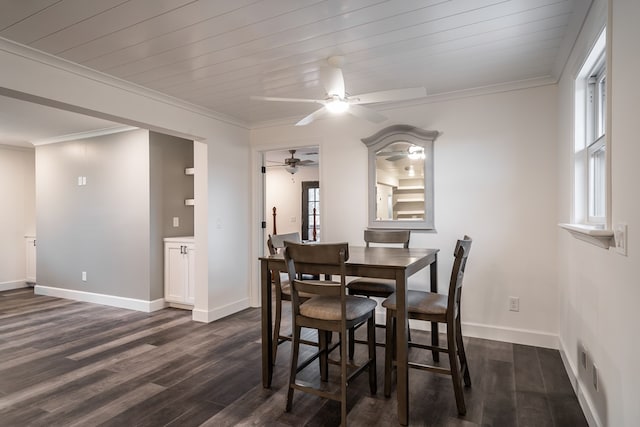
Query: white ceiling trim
0,36,249,129
31,125,138,146
0,143,34,151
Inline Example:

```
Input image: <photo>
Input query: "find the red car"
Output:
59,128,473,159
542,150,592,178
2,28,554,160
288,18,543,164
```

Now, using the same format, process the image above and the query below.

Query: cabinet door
165,243,187,303
25,237,37,283
185,244,196,305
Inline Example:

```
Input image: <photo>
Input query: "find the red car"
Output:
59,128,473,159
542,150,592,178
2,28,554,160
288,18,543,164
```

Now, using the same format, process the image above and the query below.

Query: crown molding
0,37,250,130
31,126,139,146
0,142,34,151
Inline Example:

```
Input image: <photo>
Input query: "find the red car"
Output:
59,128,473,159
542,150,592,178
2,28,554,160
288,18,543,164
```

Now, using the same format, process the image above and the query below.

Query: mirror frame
361,124,440,230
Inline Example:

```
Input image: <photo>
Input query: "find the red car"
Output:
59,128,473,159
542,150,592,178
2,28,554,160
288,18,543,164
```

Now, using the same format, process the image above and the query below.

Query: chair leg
447,323,466,415
455,316,471,387
384,310,394,397
340,330,348,426
272,293,283,364
348,326,355,360
286,325,301,412
367,315,377,395
431,322,440,363
319,329,329,382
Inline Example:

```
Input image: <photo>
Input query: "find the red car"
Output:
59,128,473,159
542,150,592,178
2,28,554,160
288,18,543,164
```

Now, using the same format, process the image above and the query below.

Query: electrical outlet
82,271,87,282
592,364,598,391
580,348,588,370
508,296,520,312
173,217,180,227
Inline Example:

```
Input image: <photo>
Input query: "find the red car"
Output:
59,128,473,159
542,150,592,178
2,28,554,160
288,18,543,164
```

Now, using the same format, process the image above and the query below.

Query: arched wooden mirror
361,125,440,230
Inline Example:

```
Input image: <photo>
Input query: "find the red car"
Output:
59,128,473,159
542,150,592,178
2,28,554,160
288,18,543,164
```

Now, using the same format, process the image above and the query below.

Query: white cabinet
164,237,195,308
25,236,36,284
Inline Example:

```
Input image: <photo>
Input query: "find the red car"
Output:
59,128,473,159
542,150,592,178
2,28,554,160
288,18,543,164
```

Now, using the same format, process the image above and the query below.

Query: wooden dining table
259,245,440,426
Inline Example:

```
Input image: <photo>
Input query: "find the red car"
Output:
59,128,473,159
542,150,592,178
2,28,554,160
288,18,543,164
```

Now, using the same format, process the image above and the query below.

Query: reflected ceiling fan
252,56,427,126
267,149,316,174
377,144,426,162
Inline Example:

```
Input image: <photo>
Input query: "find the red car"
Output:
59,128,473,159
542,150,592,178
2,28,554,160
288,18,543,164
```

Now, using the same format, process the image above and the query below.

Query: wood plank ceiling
0,0,591,127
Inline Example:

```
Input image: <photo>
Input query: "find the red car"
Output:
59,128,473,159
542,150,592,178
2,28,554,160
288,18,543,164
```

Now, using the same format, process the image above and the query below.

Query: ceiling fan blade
377,151,405,156
385,154,406,162
251,95,322,104
350,87,427,104
320,66,345,98
347,104,386,123
295,106,327,126
297,159,316,166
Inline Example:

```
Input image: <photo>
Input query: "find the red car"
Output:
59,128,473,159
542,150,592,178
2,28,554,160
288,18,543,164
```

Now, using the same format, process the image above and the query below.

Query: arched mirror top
361,125,440,230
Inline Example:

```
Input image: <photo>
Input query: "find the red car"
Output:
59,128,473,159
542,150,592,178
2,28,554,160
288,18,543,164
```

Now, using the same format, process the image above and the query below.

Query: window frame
573,28,608,228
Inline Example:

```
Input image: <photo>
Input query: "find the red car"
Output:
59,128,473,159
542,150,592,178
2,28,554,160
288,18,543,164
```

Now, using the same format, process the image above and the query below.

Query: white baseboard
558,338,602,427
192,298,250,323
375,310,559,349
34,285,167,313
0,280,29,291
461,321,559,349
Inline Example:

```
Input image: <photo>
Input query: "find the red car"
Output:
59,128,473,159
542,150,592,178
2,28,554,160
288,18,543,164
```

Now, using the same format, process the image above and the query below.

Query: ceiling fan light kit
325,97,349,114
252,56,426,126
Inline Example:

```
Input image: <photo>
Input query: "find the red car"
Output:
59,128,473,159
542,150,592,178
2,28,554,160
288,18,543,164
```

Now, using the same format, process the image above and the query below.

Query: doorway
263,146,319,242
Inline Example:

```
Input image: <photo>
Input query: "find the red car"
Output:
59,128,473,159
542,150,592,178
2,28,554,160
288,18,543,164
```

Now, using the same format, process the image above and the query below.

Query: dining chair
347,229,411,359
382,236,472,415
283,241,377,426
267,232,316,364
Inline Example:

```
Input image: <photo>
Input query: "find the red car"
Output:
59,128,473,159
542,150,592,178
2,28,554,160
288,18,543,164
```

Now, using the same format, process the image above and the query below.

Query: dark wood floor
0,288,587,426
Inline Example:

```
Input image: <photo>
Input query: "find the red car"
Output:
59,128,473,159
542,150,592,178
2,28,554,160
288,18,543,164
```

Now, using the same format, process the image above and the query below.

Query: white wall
0,145,35,290
556,1,640,426
0,38,251,322
251,83,560,347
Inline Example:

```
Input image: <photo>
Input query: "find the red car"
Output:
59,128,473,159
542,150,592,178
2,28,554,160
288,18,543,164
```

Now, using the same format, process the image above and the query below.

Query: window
574,28,607,226
301,181,319,241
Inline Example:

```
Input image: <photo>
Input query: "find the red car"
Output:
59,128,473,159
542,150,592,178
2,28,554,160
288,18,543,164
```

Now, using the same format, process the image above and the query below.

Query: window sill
559,223,614,249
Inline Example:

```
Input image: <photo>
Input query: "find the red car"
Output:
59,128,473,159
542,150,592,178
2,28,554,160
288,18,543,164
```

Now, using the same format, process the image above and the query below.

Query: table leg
396,270,409,425
430,253,439,363
261,260,273,388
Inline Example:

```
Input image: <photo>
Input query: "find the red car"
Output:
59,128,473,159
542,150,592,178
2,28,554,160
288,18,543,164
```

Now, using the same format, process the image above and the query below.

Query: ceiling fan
252,56,427,126
267,149,316,174
377,144,426,162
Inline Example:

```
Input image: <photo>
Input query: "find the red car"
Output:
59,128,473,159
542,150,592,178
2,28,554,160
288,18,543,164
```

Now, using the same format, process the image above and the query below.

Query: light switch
173,217,180,227
614,223,627,256
77,176,83,186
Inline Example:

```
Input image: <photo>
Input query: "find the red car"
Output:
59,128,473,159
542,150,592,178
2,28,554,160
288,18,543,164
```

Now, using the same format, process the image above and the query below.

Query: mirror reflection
375,141,426,221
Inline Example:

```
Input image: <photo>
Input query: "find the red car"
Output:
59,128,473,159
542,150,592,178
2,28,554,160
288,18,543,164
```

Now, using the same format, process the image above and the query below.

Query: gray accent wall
36,129,151,300
35,129,193,302
149,131,194,300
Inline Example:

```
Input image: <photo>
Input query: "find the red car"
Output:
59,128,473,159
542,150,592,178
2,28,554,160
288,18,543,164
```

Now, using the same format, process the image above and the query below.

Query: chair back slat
448,235,472,319
269,232,302,255
364,229,410,248
283,242,349,315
